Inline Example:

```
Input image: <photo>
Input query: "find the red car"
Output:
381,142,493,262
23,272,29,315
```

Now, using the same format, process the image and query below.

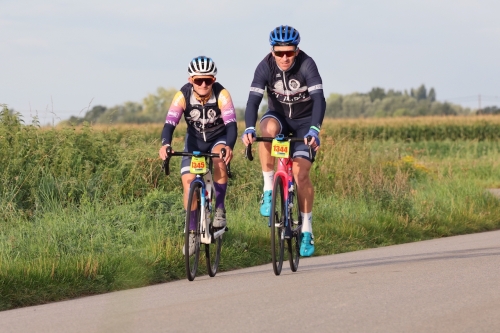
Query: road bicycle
245,135,312,275
163,147,230,281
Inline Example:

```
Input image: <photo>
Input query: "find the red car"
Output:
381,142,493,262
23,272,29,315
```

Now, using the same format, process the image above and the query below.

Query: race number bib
271,139,290,158
190,156,207,174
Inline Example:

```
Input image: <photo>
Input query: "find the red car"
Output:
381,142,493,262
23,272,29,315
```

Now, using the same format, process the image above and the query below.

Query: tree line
63,84,495,125
325,85,471,118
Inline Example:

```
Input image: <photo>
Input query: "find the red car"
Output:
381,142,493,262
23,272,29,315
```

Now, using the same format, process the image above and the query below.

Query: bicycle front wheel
185,182,202,281
205,235,222,277
205,182,222,277
270,176,285,276
287,181,300,272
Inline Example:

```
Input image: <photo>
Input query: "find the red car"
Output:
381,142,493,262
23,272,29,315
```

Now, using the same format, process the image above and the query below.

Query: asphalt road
1,230,499,333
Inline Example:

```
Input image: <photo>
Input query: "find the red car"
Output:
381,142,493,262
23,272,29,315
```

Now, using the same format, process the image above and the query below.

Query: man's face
272,46,299,71
189,75,215,96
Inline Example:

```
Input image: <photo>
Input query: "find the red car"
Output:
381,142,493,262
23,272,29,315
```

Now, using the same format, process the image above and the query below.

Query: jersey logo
289,79,301,91
207,109,217,124
188,109,201,121
274,81,284,90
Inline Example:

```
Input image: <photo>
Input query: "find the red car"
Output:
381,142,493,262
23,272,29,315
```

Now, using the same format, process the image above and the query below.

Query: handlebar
162,147,231,178
245,135,313,161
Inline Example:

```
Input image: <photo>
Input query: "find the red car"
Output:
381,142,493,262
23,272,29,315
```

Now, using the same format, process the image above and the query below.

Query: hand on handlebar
304,127,320,152
241,127,256,146
220,146,233,164
159,144,174,160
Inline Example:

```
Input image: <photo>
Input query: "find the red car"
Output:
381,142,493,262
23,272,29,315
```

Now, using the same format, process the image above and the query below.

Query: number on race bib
190,156,207,174
271,139,290,158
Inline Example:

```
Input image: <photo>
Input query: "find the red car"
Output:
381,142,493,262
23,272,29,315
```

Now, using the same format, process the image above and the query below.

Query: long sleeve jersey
161,82,237,148
245,50,326,130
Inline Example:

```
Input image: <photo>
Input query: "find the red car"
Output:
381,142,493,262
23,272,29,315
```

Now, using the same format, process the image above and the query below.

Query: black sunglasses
273,50,297,58
193,77,215,86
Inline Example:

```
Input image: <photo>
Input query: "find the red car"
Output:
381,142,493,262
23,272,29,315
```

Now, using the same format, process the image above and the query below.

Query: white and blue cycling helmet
269,25,300,46
188,56,217,77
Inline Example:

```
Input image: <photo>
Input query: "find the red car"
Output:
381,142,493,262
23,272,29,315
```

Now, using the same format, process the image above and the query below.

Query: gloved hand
304,127,320,148
241,127,256,146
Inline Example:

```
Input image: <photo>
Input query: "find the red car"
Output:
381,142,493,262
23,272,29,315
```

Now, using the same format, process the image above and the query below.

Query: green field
1,108,500,310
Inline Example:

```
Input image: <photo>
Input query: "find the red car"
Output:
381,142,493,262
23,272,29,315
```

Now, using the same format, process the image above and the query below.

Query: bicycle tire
185,182,202,281
205,236,222,277
287,181,300,272
270,176,285,276
205,182,222,277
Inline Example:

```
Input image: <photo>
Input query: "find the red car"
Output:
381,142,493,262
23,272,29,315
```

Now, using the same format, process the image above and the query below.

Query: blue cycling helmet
269,25,300,46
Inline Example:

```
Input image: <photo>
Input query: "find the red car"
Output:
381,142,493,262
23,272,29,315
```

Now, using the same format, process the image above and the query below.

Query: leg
181,173,197,210
259,117,280,173
258,117,281,216
292,157,315,257
181,173,198,232
292,158,314,215
211,143,228,227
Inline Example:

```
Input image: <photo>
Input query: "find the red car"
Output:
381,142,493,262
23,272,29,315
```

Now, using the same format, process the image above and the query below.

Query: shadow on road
300,246,500,273
218,246,500,278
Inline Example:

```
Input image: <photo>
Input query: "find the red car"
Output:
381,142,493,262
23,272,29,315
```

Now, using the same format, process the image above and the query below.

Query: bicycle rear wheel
185,182,202,281
270,176,285,276
287,181,300,272
205,183,222,277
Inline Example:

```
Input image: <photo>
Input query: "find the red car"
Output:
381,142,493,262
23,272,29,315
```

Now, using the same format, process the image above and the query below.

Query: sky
1,0,499,123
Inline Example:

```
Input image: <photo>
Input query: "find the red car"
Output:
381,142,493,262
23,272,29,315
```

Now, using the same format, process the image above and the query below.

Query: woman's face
189,75,216,96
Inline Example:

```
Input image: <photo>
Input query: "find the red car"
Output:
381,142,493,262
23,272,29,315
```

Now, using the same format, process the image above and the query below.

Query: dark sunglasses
273,50,297,58
193,77,215,86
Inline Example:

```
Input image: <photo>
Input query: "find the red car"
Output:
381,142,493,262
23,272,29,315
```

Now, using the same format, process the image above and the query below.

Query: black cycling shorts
260,111,316,162
180,132,227,175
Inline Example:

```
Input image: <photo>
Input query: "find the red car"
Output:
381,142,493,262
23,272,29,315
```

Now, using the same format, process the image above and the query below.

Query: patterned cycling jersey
162,82,237,147
245,50,326,130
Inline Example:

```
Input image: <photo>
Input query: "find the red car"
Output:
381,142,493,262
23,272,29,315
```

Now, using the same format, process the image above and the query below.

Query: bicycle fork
200,170,227,244
200,173,212,245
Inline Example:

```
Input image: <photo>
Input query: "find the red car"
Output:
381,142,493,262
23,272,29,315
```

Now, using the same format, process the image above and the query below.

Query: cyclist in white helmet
241,26,326,257
159,56,237,256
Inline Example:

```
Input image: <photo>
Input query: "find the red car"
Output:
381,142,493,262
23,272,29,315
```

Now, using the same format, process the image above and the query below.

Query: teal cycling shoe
260,190,272,217
300,232,315,257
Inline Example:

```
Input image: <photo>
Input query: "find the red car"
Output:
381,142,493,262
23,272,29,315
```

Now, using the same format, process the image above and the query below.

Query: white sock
262,170,274,192
301,212,312,234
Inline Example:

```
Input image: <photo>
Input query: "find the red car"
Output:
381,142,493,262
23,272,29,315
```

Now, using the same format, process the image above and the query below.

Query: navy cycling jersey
161,82,237,148
245,50,326,130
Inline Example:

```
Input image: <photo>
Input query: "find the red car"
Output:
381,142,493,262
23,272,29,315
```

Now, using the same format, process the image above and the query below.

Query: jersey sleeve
244,59,269,128
301,58,326,130
217,89,237,125
218,89,237,149
161,91,186,145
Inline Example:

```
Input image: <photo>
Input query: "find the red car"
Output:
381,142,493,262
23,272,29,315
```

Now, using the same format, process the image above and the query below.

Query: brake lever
162,146,172,176
245,143,254,161
306,135,313,161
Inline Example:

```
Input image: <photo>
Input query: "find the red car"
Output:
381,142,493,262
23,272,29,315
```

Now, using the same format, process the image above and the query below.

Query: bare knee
293,159,312,186
260,118,280,137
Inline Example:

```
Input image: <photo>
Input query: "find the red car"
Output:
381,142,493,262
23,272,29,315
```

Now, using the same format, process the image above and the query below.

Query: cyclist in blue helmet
241,25,326,257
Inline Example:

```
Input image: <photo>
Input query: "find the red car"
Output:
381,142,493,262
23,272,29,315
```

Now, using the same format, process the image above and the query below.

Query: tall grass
1,106,500,310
